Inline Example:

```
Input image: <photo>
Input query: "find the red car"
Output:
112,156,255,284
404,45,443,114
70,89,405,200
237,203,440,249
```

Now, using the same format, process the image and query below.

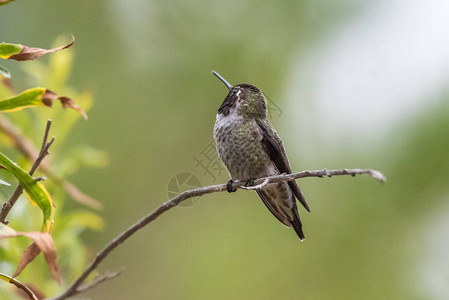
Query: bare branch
29,120,54,175
0,120,54,224
48,168,385,300
74,269,123,295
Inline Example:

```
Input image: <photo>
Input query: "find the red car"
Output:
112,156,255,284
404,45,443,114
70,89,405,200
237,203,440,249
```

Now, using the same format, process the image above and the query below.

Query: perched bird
212,71,310,240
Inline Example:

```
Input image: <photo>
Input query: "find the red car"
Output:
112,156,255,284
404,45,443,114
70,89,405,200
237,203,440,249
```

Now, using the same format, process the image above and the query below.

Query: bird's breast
214,113,274,180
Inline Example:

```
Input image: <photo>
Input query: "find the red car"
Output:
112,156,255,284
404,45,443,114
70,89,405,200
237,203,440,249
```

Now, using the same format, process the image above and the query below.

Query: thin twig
29,121,54,175
0,115,101,209
74,269,123,295
49,168,385,300
0,272,39,300
0,120,54,224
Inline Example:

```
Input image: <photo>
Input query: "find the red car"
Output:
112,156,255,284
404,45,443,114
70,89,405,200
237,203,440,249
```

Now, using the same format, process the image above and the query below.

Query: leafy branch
0,120,61,283
49,168,386,300
0,22,101,297
0,120,54,224
0,115,101,209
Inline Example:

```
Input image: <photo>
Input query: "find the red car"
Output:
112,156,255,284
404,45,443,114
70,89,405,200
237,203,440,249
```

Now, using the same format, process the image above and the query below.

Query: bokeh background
1,0,449,299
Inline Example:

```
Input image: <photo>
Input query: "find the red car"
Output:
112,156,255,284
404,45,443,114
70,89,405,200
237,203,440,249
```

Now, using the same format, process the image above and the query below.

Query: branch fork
0,120,54,225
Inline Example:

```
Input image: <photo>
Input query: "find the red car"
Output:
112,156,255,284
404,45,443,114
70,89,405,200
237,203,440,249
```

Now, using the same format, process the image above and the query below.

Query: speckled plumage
212,76,310,241
214,114,271,179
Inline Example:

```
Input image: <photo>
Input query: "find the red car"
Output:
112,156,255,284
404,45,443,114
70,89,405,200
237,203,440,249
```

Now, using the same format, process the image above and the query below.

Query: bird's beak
212,71,232,90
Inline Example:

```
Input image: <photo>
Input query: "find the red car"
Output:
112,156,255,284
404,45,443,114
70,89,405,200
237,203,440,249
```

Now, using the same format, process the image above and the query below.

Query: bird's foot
244,178,256,187
227,180,237,193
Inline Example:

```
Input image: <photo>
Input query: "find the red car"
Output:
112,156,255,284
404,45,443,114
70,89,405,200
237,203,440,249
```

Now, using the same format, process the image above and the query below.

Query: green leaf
0,36,74,61
0,43,21,58
0,64,11,78
0,178,10,186
0,87,88,119
0,87,44,111
65,211,105,231
0,0,16,6
0,152,54,232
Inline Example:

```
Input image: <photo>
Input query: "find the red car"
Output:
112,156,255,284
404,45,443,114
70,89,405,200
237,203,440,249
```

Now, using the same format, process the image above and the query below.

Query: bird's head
213,71,267,119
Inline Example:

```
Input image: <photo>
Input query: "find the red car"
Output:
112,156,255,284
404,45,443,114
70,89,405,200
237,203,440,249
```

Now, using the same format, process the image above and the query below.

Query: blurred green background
1,0,449,299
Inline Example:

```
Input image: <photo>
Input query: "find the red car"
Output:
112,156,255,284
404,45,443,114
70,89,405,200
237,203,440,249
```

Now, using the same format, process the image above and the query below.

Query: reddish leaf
14,243,41,279
8,36,75,61
15,233,60,284
42,89,88,120
0,225,60,283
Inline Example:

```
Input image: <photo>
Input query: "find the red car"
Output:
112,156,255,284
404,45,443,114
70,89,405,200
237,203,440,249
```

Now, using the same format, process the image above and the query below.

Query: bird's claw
245,178,256,187
227,180,237,193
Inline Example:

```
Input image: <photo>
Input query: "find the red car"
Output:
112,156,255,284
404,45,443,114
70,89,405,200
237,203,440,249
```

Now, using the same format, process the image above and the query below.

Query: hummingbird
212,71,311,241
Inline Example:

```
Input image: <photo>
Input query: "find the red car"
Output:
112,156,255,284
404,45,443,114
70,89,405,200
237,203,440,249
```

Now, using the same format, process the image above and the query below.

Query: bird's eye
232,89,238,94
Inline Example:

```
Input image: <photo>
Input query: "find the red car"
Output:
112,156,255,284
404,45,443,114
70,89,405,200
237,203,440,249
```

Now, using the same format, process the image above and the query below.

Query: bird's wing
255,188,290,226
256,187,305,240
256,119,311,212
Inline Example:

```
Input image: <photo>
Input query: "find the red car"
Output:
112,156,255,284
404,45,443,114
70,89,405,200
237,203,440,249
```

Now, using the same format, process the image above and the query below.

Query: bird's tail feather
291,207,305,241
256,186,305,241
